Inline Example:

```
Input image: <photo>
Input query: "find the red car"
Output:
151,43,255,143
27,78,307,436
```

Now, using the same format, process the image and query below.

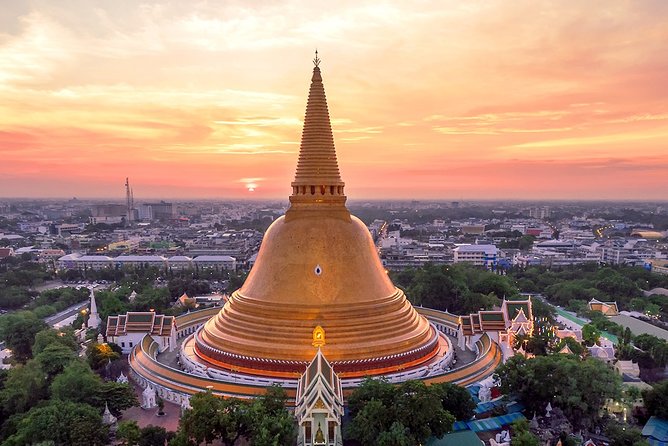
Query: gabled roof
106,312,175,337
558,344,574,354
295,348,343,422
513,308,529,324
479,311,506,331
459,298,534,336
588,299,619,316
503,299,532,321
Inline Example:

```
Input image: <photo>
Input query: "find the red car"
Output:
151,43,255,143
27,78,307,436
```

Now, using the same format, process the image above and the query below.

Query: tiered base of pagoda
189,325,442,378
128,307,503,402
194,286,440,378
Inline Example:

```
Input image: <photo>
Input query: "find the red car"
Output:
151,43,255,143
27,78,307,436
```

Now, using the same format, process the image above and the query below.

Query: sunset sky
1,1,667,200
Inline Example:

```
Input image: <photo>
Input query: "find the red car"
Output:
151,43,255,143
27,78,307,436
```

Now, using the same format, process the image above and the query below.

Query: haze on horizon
1,1,667,201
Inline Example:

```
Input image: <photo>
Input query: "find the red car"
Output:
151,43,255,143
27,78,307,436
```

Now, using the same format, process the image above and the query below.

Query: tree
519,327,557,356
393,380,452,442
0,360,48,417
345,378,454,446
87,342,121,370
582,323,601,346
168,430,195,446
622,327,632,346
633,334,668,368
0,287,32,310
645,303,661,318
518,235,537,251
0,311,47,361
377,422,413,446
510,419,540,446
246,385,297,446
408,264,463,311
530,298,556,322
117,420,142,446
346,398,391,445
177,386,294,446
180,390,221,445
93,382,139,415
643,380,668,419
139,425,172,446
471,274,517,299
431,382,476,421
50,361,102,406
34,343,77,379
217,398,250,446
605,420,650,446
32,328,78,355
1,400,108,446
495,355,621,429
629,298,647,312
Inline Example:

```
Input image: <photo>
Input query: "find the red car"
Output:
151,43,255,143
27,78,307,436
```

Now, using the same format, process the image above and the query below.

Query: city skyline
1,1,668,200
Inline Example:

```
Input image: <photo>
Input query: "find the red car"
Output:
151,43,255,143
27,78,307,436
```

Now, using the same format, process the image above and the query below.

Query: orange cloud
1,1,668,200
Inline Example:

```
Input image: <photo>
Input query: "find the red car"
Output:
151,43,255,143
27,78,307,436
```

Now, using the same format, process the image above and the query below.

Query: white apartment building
453,244,498,268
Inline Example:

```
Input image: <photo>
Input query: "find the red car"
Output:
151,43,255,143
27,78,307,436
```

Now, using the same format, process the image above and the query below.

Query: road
44,300,90,328
42,282,107,328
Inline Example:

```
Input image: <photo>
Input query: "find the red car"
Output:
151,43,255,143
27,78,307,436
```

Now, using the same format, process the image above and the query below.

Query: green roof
127,313,153,323
426,430,483,446
506,302,530,319
480,312,504,321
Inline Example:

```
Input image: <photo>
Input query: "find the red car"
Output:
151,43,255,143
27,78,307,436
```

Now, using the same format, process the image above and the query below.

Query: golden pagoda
194,53,439,377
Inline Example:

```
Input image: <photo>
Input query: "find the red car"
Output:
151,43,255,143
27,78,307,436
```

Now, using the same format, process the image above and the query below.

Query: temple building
106,312,177,354
460,298,534,357
295,346,344,446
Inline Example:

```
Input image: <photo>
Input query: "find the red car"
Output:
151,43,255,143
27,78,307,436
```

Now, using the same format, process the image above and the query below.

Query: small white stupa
116,372,129,384
87,288,101,329
457,324,466,350
102,402,117,425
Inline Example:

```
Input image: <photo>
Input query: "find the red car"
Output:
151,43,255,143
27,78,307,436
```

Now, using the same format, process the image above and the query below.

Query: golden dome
195,55,439,377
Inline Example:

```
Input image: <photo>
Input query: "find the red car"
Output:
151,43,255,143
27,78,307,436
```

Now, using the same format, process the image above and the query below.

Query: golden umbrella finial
313,49,321,67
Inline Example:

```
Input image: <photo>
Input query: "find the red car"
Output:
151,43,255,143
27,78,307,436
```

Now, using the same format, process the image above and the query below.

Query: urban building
453,244,498,268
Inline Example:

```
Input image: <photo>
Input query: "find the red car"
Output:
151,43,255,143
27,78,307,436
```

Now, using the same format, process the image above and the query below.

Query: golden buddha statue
314,422,325,444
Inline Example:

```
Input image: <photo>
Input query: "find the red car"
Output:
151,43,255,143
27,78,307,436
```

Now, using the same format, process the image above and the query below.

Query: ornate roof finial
313,49,321,68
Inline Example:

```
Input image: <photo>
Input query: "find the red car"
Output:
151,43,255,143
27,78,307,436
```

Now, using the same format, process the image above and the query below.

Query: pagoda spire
289,52,346,210
88,288,101,329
